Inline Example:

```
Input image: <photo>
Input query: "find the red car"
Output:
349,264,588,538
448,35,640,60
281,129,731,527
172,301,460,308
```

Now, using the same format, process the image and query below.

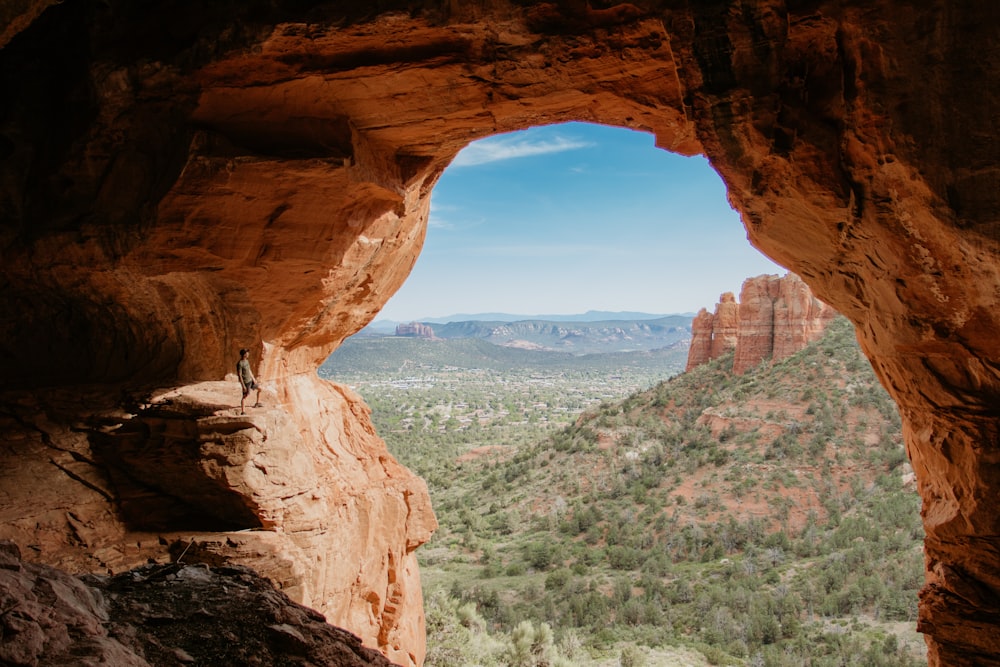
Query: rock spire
686,274,837,375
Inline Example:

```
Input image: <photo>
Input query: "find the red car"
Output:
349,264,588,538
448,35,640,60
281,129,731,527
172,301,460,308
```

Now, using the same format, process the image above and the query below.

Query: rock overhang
0,2,999,665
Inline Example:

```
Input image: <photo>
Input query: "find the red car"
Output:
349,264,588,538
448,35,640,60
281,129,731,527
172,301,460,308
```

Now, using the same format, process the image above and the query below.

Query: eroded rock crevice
1,2,999,665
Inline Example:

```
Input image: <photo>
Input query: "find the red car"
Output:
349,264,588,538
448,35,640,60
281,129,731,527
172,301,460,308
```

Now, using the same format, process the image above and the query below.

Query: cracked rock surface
0,540,400,667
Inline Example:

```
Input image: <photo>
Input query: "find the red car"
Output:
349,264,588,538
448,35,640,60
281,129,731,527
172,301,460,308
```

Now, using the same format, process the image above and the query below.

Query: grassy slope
372,317,928,666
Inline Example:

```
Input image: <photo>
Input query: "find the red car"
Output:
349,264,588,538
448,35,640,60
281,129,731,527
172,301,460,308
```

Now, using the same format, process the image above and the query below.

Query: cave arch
1,2,999,665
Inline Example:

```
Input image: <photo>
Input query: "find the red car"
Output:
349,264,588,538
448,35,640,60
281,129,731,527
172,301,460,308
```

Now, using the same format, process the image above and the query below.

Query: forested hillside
346,317,926,666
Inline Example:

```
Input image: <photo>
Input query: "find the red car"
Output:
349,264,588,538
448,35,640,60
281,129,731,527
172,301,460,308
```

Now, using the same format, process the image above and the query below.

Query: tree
507,620,556,667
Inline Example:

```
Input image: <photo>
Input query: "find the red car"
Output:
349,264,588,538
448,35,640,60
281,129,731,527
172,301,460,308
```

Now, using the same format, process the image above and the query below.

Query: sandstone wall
708,292,740,361
1,2,999,664
732,277,780,374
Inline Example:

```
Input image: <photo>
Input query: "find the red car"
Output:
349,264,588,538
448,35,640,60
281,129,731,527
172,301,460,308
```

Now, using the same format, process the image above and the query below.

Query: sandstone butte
0,2,998,666
686,273,837,375
395,322,437,339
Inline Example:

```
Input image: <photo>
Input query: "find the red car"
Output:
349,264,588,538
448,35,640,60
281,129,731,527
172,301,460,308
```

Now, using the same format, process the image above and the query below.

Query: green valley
322,317,926,667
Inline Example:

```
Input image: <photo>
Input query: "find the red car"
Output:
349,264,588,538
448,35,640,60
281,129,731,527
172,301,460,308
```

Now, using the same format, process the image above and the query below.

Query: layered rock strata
686,274,836,375
0,2,999,665
708,292,740,360
685,308,717,371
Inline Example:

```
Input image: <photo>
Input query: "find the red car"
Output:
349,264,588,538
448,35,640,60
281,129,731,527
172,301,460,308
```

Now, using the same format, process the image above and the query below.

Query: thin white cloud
463,243,630,258
427,201,460,229
426,211,487,232
451,134,592,167
428,217,453,230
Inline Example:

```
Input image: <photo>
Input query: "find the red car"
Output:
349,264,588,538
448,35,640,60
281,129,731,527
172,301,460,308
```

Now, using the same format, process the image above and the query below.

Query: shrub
619,644,648,667
506,562,526,576
545,568,572,591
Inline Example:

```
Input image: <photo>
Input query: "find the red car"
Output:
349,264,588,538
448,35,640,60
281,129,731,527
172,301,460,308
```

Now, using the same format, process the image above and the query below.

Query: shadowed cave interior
1,2,999,666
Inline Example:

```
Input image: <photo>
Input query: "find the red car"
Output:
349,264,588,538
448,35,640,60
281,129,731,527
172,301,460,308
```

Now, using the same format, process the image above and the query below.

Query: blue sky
375,122,784,322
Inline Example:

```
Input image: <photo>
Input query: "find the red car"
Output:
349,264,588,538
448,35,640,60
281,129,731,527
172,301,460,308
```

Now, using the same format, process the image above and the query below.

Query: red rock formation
395,322,436,339
0,2,998,665
733,273,837,374
771,274,838,364
708,292,740,359
686,275,833,374
731,276,780,374
685,308,715,371
685,292,739,370
0,380,435,667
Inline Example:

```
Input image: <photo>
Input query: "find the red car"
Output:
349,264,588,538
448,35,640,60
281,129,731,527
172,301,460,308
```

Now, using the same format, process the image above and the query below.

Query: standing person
237,348,261,415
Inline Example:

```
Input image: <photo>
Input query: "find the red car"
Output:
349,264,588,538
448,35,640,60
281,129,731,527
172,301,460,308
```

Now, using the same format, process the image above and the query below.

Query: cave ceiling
1,1,999,664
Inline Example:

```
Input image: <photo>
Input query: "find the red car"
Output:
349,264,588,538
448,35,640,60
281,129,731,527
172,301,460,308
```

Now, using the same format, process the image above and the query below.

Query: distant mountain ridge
360,313,693,355
322,336,689,376
426,315,690,354
375,310,684,325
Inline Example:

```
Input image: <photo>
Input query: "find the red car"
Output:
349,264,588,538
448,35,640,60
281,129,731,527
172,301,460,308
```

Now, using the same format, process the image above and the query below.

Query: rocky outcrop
395,322,436,339
685,293,739,372
733,274,838,374
686,274,835,374
708,293,740,360
771,276,839,364
1,2,999,665
0,379,435,667
0,540,401,667
730,278,781,375
685,309,716,371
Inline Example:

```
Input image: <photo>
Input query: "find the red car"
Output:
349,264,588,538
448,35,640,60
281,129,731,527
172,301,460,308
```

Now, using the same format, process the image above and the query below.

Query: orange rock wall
731,277,780,374
1,2,999,665
770,274,839,363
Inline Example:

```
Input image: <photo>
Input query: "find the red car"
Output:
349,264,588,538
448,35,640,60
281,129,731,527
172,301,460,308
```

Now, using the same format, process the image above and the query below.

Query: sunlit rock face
1,2,998,665
686,307,716,371
733,273,837,375
684,273,834,375
0,379,433,666
686,291,738,369
708,292,740,360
